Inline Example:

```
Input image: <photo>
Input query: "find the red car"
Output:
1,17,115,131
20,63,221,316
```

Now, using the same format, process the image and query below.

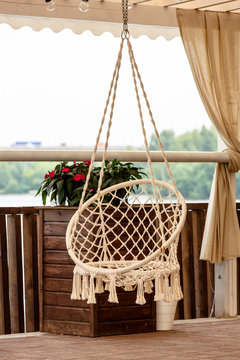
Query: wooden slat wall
40,208,156,337
0,203,240,335
0,208,39,335
175,203,214,320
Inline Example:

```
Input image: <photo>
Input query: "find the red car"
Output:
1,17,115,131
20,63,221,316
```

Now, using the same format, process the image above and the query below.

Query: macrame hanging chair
66,1,187,305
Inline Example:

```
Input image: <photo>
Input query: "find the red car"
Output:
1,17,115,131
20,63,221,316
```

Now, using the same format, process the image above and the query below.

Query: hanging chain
122,0,130,38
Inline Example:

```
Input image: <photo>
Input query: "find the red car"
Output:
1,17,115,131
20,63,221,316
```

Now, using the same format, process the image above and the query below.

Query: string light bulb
79,0,89,12
45,0,55,11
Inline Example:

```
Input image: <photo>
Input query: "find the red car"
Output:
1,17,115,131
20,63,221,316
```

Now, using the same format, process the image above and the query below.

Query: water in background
0,194,49,207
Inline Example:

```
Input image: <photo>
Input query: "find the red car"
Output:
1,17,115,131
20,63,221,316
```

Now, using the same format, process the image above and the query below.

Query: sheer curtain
177,9,240,263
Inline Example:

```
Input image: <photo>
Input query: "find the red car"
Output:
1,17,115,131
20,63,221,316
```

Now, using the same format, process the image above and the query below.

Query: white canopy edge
0,14,180,40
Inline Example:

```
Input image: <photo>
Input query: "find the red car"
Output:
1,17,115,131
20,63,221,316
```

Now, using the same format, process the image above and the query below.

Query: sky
0,24,212,149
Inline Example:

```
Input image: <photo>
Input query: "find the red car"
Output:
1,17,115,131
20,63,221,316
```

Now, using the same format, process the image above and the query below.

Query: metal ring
121,29,130,39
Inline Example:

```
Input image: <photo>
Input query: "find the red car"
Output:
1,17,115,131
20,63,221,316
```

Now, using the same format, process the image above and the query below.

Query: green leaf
57,180,64,192
58,188,65,205
66,181,73,195
35,187,42,196
42,190,47,205
50,191,57,202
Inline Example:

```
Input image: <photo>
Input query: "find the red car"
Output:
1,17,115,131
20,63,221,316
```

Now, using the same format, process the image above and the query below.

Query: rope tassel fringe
87,275,96,304
95,277,104,294
136,280,146,305
108,276,118,303
82,274,89,301
71,271,82,300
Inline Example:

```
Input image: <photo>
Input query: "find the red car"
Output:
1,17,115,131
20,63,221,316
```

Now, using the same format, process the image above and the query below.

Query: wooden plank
44,250,74,265
0,215,10,334
7,215,19,333
201,0,240,11
44,305,90,322
185,203,208,211
237,258,240,315
192,211,208,318
99,319,155,336
43,319,91,336
43,209,76,222
38,210,44,332
44,264,74,279
98,291,153,307
99,305,153,322
0,224,5,334
15,215,24,333
43,278,72,293
89,303,98,337
159,0,193,6
43,236,66,250
23,214,35,332
171,0,235,9
199,210,208,317
44,222,69,237
0,207,37,215
32,214,39,331
180,214,193,319
175,227,183,320
43,291,89,308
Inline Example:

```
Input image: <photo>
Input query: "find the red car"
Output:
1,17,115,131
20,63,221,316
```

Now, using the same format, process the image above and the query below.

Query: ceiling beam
154,0,193,6
170,0,235,9
0,0,179,27
201,0,240,11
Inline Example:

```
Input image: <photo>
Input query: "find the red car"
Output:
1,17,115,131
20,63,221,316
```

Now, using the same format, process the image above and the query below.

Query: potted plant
36,160,157,337
36,159,146,206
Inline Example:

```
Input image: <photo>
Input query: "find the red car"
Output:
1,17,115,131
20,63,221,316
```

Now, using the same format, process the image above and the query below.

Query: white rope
66,36,187,305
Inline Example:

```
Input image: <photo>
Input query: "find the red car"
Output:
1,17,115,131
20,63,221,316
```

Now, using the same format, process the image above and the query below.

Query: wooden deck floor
1,318,240,360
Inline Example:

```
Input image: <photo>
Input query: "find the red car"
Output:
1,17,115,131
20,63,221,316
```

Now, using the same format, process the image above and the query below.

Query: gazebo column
215,258,237,317
215,137,238,318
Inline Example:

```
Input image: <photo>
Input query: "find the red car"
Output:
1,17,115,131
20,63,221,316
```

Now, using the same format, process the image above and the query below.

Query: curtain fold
177,9,240,263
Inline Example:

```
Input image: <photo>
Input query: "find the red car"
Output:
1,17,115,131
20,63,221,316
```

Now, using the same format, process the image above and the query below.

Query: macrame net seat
66,179,186,304
66,11,187,305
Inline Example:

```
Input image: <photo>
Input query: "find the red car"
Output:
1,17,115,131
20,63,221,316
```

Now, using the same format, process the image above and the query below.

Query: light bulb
45,0,55,11
79,0,89,12
128,0,133,10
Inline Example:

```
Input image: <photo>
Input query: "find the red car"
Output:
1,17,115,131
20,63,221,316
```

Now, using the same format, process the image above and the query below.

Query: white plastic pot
156,300,177,331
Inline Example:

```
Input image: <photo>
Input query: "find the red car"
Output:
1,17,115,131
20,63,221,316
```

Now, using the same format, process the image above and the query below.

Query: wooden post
7,215,20,333
0,215,10,334
0,233,5,334
15,215,24,333
23,214,35,332
37,210,43,332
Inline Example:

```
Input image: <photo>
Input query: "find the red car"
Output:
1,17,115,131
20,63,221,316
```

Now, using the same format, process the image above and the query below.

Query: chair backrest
66,179,187,276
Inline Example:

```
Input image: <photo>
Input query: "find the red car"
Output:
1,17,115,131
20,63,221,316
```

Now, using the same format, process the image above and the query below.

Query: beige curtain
176,9,240,263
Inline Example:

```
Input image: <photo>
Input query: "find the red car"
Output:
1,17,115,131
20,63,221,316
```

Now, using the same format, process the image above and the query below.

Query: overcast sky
0,24,211,149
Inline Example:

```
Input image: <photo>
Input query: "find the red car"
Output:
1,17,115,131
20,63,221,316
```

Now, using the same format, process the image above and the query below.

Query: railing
0,208,39,334
0,203,239,335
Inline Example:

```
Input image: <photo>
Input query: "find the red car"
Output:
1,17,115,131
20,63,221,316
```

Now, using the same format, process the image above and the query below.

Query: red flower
83,160,91,167
73,161,76,165
44,174,48,180
62,168,70,173
73,174,86,181
49,171,55,178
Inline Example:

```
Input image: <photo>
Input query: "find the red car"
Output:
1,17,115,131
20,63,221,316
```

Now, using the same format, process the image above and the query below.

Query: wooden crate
38,207,156,337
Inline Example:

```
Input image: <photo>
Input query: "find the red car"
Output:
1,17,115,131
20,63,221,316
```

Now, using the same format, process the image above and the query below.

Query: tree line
0,126,231,200
147,126,217,200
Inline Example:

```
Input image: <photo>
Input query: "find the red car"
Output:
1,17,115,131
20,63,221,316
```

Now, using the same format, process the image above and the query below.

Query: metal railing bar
0,150,230,163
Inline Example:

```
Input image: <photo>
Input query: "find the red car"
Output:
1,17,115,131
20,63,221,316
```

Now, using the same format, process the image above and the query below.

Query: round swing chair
66,0,187,306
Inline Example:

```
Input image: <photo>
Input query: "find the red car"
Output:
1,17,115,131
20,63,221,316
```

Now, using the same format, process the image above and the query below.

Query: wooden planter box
38,207,156,337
